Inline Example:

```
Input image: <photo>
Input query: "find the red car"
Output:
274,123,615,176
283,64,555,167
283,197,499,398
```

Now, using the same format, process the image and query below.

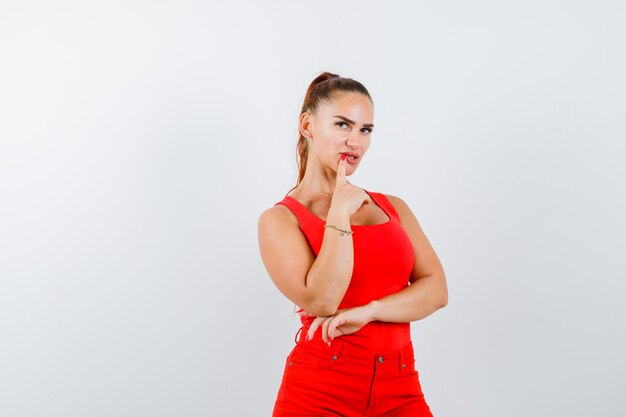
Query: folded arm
307,194,448,342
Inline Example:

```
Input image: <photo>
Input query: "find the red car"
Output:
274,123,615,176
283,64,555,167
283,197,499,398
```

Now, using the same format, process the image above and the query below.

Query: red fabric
272,190,433,416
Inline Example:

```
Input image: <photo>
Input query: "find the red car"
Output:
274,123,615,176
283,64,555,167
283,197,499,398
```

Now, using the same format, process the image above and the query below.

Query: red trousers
272,336,433,417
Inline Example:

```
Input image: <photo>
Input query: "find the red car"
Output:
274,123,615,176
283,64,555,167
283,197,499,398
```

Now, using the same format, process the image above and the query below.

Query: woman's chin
347,163,359,173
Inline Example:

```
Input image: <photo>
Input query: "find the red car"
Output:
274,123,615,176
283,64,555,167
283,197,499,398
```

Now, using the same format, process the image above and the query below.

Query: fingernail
341,154,347,161
306,334,310,341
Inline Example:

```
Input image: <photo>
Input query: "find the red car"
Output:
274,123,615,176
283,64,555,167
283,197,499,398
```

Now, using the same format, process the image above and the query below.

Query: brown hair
287,72,373,195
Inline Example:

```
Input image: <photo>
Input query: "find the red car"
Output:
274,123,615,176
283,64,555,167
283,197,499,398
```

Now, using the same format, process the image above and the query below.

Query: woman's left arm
306,195,448,343
366,193,448,322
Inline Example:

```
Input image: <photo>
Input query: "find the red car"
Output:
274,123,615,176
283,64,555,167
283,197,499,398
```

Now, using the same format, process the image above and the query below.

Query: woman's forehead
318,93,374,120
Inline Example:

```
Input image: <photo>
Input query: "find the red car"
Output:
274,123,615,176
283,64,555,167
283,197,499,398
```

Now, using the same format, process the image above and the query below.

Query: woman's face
302,92,374,175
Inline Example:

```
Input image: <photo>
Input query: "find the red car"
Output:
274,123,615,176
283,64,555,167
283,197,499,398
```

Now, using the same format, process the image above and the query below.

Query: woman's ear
299,111,313,138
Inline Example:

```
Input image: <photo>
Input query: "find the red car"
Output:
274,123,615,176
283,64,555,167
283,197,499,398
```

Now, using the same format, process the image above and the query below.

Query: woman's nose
346,134,360,148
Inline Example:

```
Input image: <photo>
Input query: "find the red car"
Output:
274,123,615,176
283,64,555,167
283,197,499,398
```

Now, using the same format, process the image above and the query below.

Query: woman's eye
336,122,372,134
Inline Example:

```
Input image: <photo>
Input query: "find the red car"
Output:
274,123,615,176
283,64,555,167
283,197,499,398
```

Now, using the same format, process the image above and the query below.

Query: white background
1,1,625,416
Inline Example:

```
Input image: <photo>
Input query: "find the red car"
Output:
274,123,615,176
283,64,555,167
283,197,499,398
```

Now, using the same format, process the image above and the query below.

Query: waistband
294,321,411,352
292,327,416,370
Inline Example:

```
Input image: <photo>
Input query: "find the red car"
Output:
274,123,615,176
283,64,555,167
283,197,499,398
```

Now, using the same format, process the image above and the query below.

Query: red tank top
274,189,415,352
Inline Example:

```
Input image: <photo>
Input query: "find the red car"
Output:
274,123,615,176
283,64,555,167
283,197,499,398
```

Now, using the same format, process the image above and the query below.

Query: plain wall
1,1,625,416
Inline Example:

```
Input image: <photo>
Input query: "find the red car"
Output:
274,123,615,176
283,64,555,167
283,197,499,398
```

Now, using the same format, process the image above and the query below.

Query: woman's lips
341,153,358,164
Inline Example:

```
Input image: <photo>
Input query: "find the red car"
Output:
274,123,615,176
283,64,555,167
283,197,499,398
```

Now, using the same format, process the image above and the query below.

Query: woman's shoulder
259,203,297,223
369,191,412,221
380,192,406,207
258,196,299,230
366,189,404,206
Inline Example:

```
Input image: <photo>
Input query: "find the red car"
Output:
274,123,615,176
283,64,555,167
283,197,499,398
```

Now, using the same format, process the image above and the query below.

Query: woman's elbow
439,290,448,308
435,271,448,308
301,297,339,317
437,279,448,308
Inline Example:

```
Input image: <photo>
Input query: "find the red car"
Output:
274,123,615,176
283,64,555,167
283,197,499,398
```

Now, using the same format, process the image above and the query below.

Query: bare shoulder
382,193,415,223
258,203,299,230
383,193,406,208
257,203,308,261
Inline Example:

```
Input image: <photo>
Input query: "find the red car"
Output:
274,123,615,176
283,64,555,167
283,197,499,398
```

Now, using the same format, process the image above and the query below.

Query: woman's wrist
326,207,351,229
365,300,381,322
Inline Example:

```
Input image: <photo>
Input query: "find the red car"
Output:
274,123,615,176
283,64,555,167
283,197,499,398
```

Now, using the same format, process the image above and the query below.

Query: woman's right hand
330,154,371,216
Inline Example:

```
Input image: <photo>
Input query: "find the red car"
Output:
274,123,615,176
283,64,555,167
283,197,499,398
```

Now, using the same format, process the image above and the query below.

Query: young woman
258,72,448,417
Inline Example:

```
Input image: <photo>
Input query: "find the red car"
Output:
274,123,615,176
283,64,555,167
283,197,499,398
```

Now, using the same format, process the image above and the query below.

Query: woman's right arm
257,204,354,317
259,155,369,316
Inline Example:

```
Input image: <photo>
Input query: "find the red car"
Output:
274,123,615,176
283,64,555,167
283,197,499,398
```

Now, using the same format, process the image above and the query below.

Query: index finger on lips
335,154,347,187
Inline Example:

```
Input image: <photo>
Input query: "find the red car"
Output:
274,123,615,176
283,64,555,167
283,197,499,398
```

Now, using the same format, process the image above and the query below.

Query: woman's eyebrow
333,115,374,128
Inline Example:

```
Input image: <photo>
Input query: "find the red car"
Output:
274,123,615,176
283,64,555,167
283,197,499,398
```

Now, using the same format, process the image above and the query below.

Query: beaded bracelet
324,224,353,236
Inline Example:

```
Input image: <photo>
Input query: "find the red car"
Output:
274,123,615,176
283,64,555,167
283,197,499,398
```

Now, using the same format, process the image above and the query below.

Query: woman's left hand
301,304,375,345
